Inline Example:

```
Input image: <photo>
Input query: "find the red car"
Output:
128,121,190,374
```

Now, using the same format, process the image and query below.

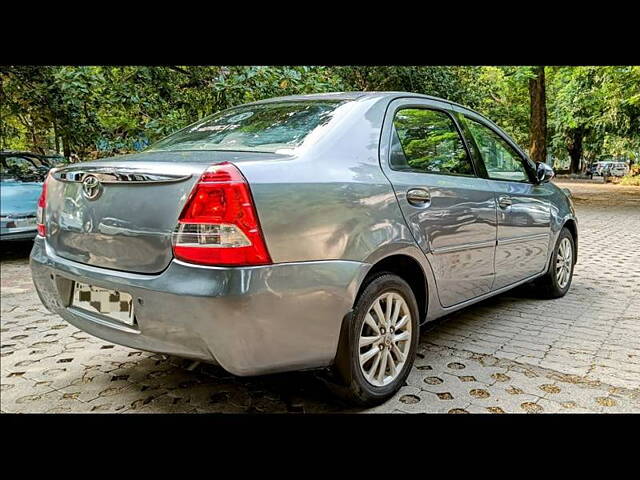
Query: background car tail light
172,162,272,266
36,173,51,237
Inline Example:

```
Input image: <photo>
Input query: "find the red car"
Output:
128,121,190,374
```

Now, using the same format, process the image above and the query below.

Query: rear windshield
1,156,48,182
147,100,347,154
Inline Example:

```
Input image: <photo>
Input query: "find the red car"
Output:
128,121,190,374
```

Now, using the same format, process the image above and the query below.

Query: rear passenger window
390,108,474,176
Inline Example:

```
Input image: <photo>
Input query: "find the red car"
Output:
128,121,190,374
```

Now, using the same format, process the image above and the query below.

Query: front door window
464,118,530,183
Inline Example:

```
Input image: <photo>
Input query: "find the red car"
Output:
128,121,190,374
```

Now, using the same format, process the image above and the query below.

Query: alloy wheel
358,291,412,387
556,237,573,289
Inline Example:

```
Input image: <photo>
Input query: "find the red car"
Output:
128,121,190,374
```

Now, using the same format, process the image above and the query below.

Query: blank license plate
72,282,135,325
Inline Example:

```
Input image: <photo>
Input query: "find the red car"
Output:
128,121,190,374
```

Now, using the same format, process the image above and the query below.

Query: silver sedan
30,92,577,405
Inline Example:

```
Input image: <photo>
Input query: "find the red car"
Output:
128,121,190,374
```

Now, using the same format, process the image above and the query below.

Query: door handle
407,188,431,207
498,195,512,209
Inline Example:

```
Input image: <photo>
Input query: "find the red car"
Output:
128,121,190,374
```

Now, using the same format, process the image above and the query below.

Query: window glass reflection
149,101,345,153
391,109,474,176
465,118,529,182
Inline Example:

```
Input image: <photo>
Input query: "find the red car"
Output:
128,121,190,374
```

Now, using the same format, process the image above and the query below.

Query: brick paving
1,181,639,413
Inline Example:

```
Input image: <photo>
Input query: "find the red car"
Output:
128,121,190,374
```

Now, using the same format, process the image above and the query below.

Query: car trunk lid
43,150,286,274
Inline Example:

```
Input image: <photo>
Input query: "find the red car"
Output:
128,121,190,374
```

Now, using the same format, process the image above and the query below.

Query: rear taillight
36,173,51,237
172,162,272,266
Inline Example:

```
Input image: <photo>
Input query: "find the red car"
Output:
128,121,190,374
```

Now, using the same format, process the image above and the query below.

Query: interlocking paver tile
2,182,639,413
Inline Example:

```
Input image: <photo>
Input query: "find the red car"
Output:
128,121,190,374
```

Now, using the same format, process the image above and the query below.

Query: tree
331,66,474,103
466,66,531,148
547,66,640,172
529,66,547,164
1,66,637,167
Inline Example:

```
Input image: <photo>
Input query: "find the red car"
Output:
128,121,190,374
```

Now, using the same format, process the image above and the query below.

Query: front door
380,100,497,308
461,115,552,290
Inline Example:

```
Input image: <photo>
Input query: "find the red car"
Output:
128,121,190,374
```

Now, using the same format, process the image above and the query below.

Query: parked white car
607,163,630,177
596,161,629,177
594,161,610,175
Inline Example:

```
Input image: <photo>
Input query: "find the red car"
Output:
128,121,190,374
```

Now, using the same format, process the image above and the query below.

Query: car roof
247,91,487,121
247,91,461,105
248,90,454,103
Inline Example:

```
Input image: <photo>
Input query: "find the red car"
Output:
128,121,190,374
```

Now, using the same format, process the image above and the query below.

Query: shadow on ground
1,241,34,261
98,283,545,413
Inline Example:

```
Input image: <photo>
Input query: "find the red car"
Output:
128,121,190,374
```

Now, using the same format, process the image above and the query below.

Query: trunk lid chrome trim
53,167,192,184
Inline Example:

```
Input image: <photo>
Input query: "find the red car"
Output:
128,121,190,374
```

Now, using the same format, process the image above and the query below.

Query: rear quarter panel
239,96,418,265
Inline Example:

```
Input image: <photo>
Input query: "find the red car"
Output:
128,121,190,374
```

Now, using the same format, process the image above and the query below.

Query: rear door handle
406,188,431,207
498,195,512,208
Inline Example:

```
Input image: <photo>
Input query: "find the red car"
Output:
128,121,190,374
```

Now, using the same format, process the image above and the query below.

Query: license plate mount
72,282,135,326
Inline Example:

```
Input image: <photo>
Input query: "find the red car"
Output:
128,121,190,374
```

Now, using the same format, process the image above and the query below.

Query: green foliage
620,174,640,186
548,66,640,166
620,164,640,186
394,108,470,175
468,66,532,147
0,66,637,166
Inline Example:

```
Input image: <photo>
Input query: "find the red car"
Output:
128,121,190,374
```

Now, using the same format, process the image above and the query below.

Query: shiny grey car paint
30,92,577,376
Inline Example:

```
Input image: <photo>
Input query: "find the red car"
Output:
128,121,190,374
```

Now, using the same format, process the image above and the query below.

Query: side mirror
536,162,554,183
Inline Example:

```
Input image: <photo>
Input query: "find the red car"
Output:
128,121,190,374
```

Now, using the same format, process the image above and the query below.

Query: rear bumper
30,237,368,376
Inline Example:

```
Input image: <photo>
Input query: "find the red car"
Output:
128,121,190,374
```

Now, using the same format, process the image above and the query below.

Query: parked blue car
1,152,56,241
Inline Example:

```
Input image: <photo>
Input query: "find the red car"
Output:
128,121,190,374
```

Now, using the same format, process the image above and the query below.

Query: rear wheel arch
355,254,428,323
330,272,420,405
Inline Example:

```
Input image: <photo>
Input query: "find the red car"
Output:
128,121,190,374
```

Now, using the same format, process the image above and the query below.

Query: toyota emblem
82,175,102,200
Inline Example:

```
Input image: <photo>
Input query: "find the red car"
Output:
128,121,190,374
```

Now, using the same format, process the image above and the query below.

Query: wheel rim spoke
359,335,379,348
385,293,393,325
387,350,397,377
393,331,410,343
364,313,380,335
377,348,388,383
360,347,378,366
391,342,405,362
390,295,402,327
395,314,409,331
366,351,382,380
373,300,387,328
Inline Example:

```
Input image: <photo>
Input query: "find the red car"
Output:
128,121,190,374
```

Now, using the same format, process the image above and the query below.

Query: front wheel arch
562,219,578,264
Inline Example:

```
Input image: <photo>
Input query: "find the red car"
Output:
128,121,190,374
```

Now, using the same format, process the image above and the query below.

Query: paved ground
2,180,639,413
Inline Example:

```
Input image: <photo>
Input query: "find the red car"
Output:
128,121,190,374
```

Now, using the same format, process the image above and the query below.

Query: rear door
379,98,497,308
458,112,552,290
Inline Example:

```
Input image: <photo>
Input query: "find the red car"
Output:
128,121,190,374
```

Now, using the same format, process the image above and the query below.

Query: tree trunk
566,130,583,174
62,135,71,158
53,121,60,154
529,66,547,164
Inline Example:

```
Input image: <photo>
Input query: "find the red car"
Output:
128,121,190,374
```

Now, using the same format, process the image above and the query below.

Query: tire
536,227,575,299
331,273,419,406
